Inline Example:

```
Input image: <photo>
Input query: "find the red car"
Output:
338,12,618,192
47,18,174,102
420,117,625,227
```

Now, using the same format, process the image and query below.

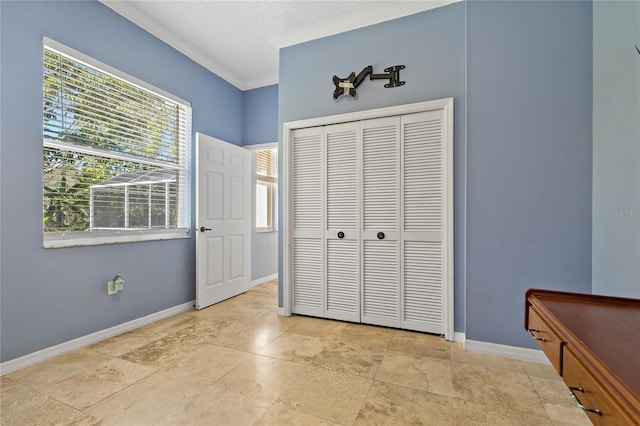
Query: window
255,148,277,232
42,38,192,247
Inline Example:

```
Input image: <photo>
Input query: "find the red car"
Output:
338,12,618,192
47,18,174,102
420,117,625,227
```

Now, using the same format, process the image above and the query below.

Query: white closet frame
282,98,454,340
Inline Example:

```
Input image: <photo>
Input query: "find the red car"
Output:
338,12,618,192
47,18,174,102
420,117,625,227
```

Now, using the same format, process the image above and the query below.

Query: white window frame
245,142,278,233
42,38,192,248
256,181,275,232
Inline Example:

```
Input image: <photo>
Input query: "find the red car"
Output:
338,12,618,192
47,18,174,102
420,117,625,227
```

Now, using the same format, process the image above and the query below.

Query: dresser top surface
526,289,640,397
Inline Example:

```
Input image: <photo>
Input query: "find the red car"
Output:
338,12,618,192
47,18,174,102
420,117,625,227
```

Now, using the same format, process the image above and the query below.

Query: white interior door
196,132,251,310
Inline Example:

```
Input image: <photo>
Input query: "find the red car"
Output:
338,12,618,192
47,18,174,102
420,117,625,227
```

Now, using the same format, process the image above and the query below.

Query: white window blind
255,148,277,230
256,148,278,184
42,38,192,247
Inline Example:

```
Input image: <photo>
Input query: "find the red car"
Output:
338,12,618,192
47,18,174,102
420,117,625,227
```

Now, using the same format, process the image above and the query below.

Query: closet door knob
377,232,385,240
337,231,345,239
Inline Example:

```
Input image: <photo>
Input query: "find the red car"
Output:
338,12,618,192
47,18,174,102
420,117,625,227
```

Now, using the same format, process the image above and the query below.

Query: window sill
256,227,276,234
44,228,191,248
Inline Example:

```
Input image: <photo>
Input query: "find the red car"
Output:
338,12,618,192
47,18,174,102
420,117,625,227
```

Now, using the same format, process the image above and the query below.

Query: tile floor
1,280,591,425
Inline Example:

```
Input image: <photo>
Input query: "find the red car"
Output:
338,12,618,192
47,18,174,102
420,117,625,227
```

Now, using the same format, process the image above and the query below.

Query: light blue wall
243,85,278,145
0,0,243,362
466,0,593,347
243,85,279,282
592,0,640,297
278,3,467,331
279,0,594,348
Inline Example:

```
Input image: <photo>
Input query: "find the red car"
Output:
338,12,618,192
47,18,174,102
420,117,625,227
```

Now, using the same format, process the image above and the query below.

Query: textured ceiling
101,0,456,90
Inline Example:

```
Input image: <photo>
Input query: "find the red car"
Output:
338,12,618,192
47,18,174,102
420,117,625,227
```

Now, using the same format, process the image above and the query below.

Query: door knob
337,231,345,239
200,226,212,232
377,232,385,240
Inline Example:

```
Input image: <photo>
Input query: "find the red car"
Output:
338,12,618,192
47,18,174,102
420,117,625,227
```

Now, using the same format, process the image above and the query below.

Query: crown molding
100,0,247,89
100,0,461,90
243,72,280,91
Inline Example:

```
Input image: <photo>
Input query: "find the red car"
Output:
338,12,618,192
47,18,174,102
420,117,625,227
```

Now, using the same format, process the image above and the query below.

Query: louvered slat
362,240,399,323
326,240,359,318
403,241,442,326
404,119,442,231
293,238,323,311
293,133,322,230
363,124,398,231
326,130,358,229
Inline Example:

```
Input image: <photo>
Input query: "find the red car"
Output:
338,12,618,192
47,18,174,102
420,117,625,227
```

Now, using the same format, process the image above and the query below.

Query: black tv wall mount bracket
332,65,405,100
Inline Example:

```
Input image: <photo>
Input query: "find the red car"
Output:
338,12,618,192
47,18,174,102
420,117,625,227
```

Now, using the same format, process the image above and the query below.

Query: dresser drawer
526,305,564,374
563,348,637,425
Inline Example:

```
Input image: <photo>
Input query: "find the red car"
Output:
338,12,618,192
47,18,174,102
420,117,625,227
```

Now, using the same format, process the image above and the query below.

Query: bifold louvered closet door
401,110,447,334
290,107,449,335
361,116,401,327
291,127,324,317
325,123,360,322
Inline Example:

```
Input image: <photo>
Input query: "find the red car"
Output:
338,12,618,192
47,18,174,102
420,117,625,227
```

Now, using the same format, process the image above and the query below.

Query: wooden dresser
525,289,640,425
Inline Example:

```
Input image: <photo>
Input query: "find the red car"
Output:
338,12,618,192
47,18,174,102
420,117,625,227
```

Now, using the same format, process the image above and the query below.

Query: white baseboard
250,273,278,287
0,300,195,376
463,339,550,364
453,332,465,343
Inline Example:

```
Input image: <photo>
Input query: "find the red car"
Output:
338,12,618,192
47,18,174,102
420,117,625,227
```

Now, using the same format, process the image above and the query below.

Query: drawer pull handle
527,328,546,342
568,387,603,415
